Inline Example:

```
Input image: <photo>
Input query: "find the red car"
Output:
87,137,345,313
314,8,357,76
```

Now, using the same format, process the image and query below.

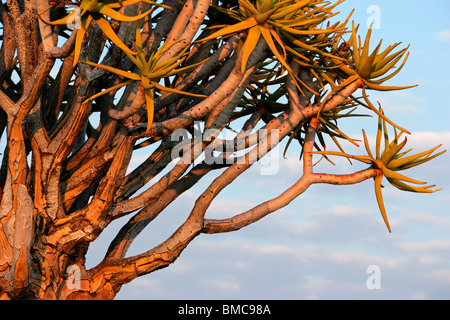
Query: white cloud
389,104,425,114
428,269,450,284
393,240,450,253
405,131,450,150
436,30,450,43
398,213,450,228
366,90,427,117
200,277,241,293
206,198,256,219
417,255,442,267
116,234,450,299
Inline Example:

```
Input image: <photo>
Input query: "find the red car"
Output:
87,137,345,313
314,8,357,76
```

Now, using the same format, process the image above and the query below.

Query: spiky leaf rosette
312,109,446,232
81,18,207,133
37,0,171,66
199,0,348,93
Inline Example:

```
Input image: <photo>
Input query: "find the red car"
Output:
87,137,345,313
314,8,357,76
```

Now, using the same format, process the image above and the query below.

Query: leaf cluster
37,0,169,66
313,110,446,232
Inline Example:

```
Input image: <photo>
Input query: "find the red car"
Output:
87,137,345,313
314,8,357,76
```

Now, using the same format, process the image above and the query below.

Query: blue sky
85,0,450,299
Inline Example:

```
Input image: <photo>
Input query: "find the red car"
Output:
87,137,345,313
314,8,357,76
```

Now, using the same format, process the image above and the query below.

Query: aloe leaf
387,178,441,193
358,24,374,73
283,122,304,158
369,52,411,84
35,4,52,18
380,137,408,164
375,110,383,159
349,21,360,67
329,135,353,164
98,4,154,22
241,26,262,73
358,41,382,79
381,167,427,185
374,175,391,232
361,78,417,91
109,0,171,9
373,45,408,71
239,0,259,16
152,52,188,76
282,31,346,61
275,23,337,36
37,8,79,26
151,39,187,69
83,61,142,81
261,0,277,13
361,129,374,159
152,81,207,98
199,18,258,43
144,86,155,133
372,45,408,74
82,79,134,104
270,0,310,20
165,57,212,77
310,150,373,164
95,16,136,56
281,16,325,29
73,15,92,67
148,59,186,79
390,147,446,170
260,26,295,81
361,85,410,133
370,53,404,79
372,42,401,66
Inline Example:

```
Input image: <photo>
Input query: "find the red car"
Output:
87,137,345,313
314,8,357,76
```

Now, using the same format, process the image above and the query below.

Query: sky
85,0,450,299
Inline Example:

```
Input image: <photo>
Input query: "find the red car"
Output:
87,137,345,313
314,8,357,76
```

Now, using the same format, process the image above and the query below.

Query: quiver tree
0,0,445,299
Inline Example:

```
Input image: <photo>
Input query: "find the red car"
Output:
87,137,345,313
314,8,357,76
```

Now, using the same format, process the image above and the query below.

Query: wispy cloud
436,30,450,43
115,233,450,299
